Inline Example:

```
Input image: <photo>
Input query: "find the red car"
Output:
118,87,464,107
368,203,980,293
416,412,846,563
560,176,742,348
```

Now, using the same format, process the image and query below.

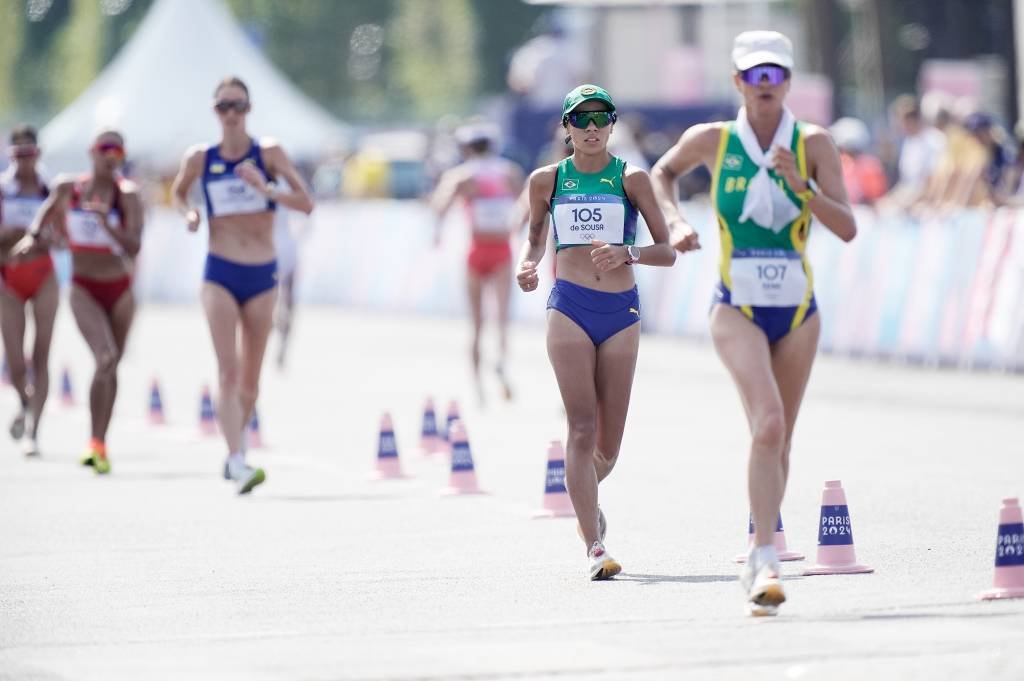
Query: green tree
52,0,104,107
0,0,25,121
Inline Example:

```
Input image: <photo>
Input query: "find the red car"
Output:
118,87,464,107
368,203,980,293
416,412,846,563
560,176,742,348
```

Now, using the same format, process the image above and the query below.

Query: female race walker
517,85,684,580
432,123,525,403
18,129,144,473
0,125,57,457
652,31,856,615
171,76,313,495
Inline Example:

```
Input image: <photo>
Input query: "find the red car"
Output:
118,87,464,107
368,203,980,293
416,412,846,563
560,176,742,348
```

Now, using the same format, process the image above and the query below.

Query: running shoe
588,541,621,581
92,451,111,475
227,457,265,495
577,506,607,543
9,410,26,441
21,437,39,458
740,559,785,617
495,365,514,401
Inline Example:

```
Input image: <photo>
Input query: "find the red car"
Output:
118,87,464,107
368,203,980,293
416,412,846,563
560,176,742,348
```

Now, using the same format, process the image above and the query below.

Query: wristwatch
265,182,279,201
796,178,819,202
626,245,640,265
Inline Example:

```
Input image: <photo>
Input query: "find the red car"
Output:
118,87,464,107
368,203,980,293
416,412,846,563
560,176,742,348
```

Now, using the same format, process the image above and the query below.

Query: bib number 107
757,263,786,281
572,207,602,222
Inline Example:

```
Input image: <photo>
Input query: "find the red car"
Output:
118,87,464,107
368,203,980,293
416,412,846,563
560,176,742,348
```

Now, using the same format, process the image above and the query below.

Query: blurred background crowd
1,0,1022,210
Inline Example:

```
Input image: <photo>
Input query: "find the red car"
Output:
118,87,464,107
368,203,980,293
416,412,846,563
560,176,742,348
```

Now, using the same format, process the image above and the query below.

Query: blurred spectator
507,14,587,107
829,117,887,205
914,94,991,211
881,95,945,209
964,113,1011,192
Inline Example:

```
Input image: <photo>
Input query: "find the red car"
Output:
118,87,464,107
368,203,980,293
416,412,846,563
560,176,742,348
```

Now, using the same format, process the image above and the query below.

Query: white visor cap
732,31,794,71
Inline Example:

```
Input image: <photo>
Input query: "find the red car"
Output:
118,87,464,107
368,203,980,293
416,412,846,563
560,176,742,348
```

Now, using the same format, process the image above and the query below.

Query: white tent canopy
40,0,349,173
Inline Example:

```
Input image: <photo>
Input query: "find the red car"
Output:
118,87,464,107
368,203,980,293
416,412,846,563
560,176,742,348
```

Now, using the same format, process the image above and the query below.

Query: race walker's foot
9,410,26,441
741,548,785,617
227,455,265,495
21,437,39,458
588,541,621,581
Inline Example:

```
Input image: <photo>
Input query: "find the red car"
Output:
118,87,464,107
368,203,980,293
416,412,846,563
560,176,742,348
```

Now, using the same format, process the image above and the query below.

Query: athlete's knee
94,348,120,376
218,364,241,393
566,415,598,454
751,408,786,452
594,447,619,469
239,385,259,408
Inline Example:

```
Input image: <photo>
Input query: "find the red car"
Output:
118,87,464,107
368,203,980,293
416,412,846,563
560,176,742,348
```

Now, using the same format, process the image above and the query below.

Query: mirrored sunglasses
565,110,616,129
215,99,249,113
740,64,789,86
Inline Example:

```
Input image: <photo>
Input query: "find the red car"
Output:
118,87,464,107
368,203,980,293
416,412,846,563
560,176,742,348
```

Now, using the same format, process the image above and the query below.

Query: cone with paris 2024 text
247,407,265,449
735,512,804,563
803,480,873,575
979,497,1024,600
416,396,444,457
533,439,574,518
369,411,406,480
148,379,165,425
199,386,217,436
440,419,485,495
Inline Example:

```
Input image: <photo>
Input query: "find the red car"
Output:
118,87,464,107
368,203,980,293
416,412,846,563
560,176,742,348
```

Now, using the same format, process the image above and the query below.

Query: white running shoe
21,437,39,457
9,410,26,441
226,457,266,495
740,559,786,617
588,541,621,581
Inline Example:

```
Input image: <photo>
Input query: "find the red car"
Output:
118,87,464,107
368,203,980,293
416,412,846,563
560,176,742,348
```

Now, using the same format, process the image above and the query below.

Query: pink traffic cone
440,419,485,495
148,379,166,425
415,397,443,457
979,497,1024,600
59,366,74,407
533,440,575,518
199,386,218,436
247,408,265,449
440,399,460,456
369,412,406,480
735,513,804,563
803,480,874,575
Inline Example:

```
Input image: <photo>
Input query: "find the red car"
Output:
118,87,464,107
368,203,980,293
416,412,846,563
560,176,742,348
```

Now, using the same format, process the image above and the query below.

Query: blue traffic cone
199,386,217,436
533,439,574,518
416,396,443,457
369,412,405,480
803,480,874,575
979,497,1024,600
735,512,804,563
148,379,165,424
440,419,485,495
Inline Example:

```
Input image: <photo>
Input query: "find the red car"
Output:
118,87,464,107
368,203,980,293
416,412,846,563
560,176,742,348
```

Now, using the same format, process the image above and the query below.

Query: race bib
1,197,44,230
470,196,515,233
552,195,625,245
206,177,270,217
66,210,123,254
729,249,808,307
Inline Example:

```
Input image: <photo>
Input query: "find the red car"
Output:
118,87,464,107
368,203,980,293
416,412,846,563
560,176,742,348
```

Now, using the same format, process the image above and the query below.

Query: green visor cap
562,84,616,116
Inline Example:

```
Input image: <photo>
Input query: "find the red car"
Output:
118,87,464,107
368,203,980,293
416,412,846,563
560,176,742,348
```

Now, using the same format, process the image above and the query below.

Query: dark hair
10,124,37,145
890,94,921,121
467,139,491,154
214,76,250,100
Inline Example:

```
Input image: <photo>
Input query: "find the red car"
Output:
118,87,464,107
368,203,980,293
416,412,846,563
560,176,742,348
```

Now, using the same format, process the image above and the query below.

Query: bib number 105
572,207,602,222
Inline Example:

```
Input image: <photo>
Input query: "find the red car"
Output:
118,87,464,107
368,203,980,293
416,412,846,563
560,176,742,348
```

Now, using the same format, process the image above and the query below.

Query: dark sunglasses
740,64,790,86
215,99,249,113
564,110,617,129
93,142,125,158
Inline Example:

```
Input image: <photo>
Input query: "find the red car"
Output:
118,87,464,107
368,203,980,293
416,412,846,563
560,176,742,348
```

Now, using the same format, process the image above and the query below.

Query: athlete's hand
235,160,268,193
517,260,539,292
669,221,701,253
9,233,37,260
185,208,201,232
590,240,627,272
770,146,807,194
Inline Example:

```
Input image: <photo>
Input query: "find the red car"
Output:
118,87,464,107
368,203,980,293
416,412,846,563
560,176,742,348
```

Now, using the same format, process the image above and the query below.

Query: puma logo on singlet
599,177,616,188
629,307,640,317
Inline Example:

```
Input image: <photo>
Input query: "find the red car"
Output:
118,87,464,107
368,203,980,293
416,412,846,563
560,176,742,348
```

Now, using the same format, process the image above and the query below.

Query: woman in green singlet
652,31,856,616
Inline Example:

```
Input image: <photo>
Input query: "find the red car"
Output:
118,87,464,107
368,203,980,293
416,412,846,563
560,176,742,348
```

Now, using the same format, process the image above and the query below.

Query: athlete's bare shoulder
683,122,728,149
799,123,837,153
258,136,284,155
49,173,78,194
117,177,141,195
528,163,558,196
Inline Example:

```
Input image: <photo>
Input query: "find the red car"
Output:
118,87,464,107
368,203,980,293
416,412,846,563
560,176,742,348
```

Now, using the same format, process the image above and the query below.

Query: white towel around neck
735,106,801,233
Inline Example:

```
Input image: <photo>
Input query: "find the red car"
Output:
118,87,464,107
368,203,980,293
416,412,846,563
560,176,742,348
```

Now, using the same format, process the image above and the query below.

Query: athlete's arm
651,123,721,252
429,168,469,245
774,126,856,242
171,145,205,232
10,178,70,257
516,165,556,292
624,167,681,264
261,143,314,215
107,184,143,256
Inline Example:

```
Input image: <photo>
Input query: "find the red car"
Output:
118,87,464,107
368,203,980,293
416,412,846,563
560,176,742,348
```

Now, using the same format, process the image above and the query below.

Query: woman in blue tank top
171,76,313,495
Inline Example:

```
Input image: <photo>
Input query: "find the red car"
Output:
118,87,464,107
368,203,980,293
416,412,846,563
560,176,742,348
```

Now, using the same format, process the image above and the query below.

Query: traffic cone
415,397,443,457
440,419,485,495
803,480,874,575
247,408,264,449
441,399,460,456
148,379,165,425
735,513,804,563
199,386,218,436
533,439,575,518
979,497,1024,601
59,366,74,407
369,411,406,480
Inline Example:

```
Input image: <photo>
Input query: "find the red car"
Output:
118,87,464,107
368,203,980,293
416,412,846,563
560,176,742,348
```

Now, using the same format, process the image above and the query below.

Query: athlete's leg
593,323,640,482
99,290,135,442
274,272,295,369
202,284,244,454
546,310,601,547
70,286,121,442
466,268,485,398
710,304,786,549
770,313,821,491
492,261,512,370
238,288,276,427
0,289,31,415
26,275,59,437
